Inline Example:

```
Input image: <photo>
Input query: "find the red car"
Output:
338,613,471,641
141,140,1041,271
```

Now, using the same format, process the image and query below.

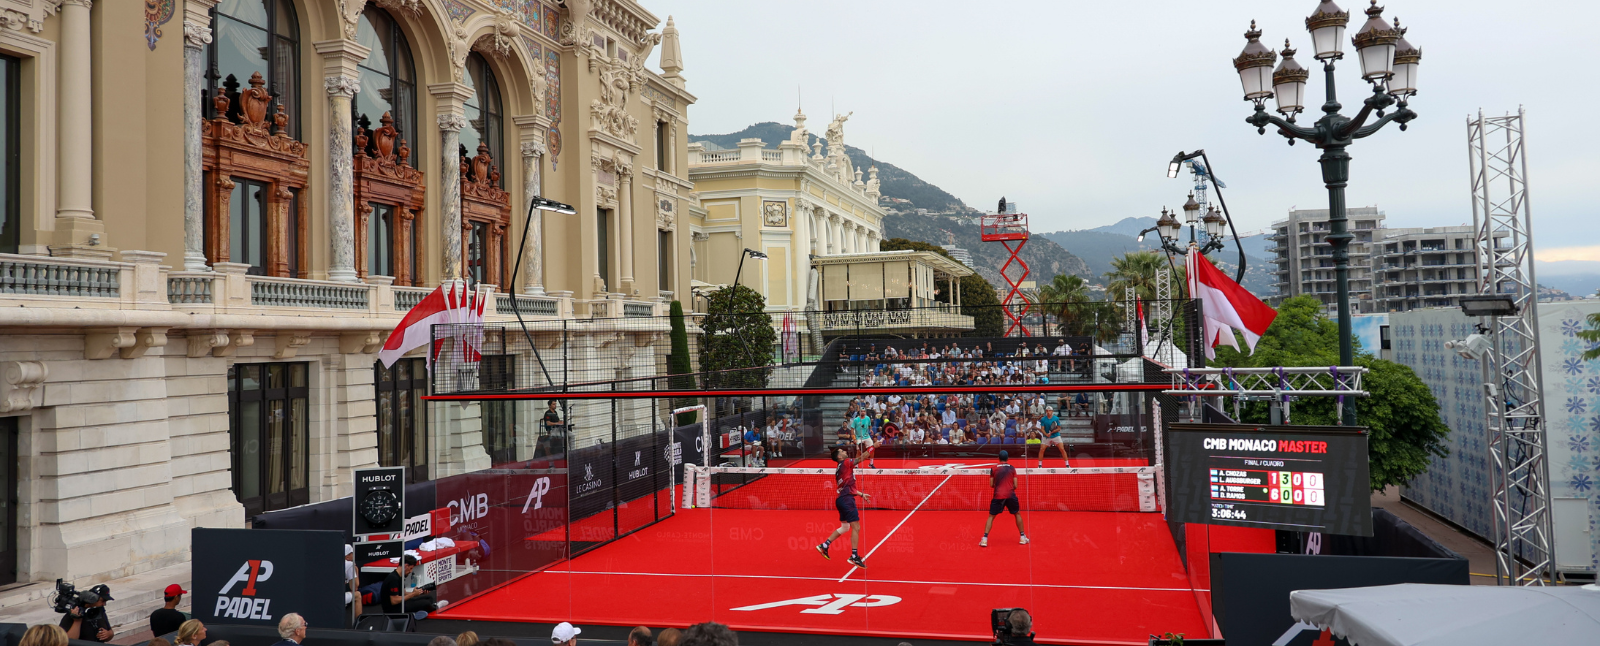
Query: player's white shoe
1020,536,1029,545
979,536,988,547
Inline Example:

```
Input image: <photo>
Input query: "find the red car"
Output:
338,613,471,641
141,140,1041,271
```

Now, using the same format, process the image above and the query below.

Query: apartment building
1266,207,1385,313
1371,226,1483,311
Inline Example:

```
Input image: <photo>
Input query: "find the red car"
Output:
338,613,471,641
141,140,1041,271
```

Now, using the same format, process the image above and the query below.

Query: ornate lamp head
1234,21,1278,105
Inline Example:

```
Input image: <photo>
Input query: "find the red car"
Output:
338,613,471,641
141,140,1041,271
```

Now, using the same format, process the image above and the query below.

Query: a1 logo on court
731,593,901,615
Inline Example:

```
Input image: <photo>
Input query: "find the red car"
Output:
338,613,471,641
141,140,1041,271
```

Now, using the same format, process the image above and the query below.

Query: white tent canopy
1289,583,1600,646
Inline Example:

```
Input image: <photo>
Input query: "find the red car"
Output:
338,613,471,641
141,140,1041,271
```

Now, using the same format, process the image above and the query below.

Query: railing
815,309,975,331
695,149,740,164
0,256,120,297
393,286,430,311
250,276,368,309
497,293,559,317
761,150,783,163
167,273,214,304
623,302,654,317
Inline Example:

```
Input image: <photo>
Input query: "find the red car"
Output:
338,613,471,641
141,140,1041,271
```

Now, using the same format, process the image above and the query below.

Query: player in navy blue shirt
816,445,874,569
981,450,1028,547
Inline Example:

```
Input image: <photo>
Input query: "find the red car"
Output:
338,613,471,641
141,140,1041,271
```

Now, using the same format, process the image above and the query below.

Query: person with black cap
980,451,1027,547
60,585,113,642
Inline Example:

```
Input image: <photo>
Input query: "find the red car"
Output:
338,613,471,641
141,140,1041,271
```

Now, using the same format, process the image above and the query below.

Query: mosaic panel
521,34,542,66
546,49,561,164
443,0,475,23
641,85,675,110
144,0,176,50
543,3,560,40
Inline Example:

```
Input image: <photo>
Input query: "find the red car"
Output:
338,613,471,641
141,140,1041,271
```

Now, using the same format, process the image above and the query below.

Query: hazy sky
652,0,1599,259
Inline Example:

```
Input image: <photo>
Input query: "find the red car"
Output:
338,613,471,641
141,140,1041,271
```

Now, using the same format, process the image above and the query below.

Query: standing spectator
680,623,737,646
628,627,654,646
551,622,582,646
20,625,67,646
60,587,113,642
271,614,305,646
540,401,567,456
150,585,188,638
657,628,682,646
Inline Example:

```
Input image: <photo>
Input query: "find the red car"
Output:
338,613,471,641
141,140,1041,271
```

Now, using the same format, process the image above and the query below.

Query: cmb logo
448,493,490,525
215,560,275,620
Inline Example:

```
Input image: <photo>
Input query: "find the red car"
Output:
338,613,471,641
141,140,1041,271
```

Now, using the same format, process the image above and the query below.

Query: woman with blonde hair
455,631,479,646
175,619,207,646
19,624,67,646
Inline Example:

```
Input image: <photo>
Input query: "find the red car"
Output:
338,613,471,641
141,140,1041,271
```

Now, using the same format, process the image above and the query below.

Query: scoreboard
1165,423,1371,536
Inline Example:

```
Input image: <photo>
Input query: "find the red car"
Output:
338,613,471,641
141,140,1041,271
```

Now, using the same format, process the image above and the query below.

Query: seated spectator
629,626,655,646
551,623,582,646
657,629,682,646
20,625,67,646
681,622,738,646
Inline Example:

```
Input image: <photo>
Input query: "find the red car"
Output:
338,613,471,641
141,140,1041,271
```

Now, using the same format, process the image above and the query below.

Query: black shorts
836,495,860,523
988,495,1020,516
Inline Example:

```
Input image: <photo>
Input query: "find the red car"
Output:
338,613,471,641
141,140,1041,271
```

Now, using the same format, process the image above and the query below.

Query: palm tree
1104,251,1184,302
1034,274,1091,335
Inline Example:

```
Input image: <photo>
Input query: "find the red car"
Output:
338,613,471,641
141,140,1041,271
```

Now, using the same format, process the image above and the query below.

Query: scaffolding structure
1469,108,1553,586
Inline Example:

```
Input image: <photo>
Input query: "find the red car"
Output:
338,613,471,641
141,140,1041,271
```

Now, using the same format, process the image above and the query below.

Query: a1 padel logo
216,560,275,620
731,593,901,615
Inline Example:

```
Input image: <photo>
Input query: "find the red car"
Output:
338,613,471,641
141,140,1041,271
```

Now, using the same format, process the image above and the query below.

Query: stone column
181,2,216,271
519,140,547,294
49,0,107,258
618,163,635,295
315,39,371,282
430,83,473,280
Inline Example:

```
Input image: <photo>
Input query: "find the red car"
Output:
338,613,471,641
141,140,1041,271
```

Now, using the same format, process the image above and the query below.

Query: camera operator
60,585,115,642
995,609,1036,646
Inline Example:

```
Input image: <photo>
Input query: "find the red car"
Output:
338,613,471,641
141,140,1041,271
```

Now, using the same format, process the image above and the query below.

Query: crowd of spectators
851,339,1091,388
830,391,1095,461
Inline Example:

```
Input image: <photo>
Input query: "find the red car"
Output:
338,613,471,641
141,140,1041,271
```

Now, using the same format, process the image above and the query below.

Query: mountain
690,122,976,214
1085,217,1158,238
882,212,1092,289
1535,260,1600,299
1040,227,1278,299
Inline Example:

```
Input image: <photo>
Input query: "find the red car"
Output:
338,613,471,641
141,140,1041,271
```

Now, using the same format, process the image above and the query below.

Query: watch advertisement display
353,466,407,537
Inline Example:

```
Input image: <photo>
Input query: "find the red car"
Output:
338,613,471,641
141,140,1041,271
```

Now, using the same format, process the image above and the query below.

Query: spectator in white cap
551,622,581,645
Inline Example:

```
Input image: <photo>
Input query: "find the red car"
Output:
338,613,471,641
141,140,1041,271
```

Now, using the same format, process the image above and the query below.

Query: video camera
991,607,1019,645
50,579,92,614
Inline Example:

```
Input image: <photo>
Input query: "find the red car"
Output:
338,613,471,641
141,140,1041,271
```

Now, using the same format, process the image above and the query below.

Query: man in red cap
149,584,188,638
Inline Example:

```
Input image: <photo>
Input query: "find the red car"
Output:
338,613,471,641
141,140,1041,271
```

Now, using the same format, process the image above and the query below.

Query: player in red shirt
981,450,1028,546
816,445,874,569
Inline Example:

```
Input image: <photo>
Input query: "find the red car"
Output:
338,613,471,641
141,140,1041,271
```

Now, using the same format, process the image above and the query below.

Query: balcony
815,308,974,333
0,252,668,353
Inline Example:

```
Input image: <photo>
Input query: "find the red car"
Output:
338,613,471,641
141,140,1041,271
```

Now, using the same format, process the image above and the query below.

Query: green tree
1033,274,1118,340
699,284,777,388
878,237,1005,337
1579,305,1600,361
667,301,697,425
1104,251,1182,302
1212,295,1448,490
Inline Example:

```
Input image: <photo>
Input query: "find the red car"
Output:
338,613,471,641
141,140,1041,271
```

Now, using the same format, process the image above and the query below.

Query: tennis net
684,464,1159,513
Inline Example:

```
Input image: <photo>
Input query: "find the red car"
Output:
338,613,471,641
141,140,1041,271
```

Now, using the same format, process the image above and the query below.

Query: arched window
460,53,503,187
351,6,426,284
355,7,417,166
202,0,307,277
208,0,299,139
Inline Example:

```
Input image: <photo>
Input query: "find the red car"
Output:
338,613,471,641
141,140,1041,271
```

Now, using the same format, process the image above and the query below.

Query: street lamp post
1232,0,1420,424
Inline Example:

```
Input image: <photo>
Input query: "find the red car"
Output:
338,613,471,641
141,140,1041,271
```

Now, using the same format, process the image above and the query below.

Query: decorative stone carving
0,0,62,33
0,361,47,413
473,9,521,59
460,141,512,286
182,19,211,48
352,111,426,284
187,330,230,358
656,195,676,231
763,201,788,227
437,113,468,133
121,327,169,359
324,75,359,98
215,329,255,357
274,331,312,359
521,141,548,158
335,0,365,40
84,327,138,360
204,72,310,277
589,57,639,142
339,331,383,354
596,185,618,208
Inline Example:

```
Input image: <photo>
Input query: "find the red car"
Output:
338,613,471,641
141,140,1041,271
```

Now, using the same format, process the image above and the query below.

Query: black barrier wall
1210,552,1469,646
193,528,346,629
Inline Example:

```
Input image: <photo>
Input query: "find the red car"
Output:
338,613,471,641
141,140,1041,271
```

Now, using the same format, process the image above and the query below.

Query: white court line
838,470,959,582
556,569,1196,592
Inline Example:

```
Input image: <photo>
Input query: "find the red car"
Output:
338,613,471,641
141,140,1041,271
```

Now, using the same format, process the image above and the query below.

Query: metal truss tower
1469,108,1552,586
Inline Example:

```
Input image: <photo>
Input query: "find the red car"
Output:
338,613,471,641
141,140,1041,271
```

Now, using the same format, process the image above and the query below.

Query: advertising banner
192,528,345,629
1166,423,1372,536
352,467,407,537
432,467,568,599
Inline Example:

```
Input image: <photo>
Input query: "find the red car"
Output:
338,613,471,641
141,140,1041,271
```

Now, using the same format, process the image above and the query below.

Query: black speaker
353,613,412,633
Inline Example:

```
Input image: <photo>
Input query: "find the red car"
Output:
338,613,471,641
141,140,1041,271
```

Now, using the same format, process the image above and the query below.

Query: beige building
0,0,696,622
813,251,974,336
685,110,887,328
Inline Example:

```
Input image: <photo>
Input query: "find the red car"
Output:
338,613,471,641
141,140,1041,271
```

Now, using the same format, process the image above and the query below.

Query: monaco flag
378,280,482,369
1186,251,1277,359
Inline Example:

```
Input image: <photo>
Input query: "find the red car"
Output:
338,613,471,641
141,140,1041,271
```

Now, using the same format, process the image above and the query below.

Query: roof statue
790,108,808,144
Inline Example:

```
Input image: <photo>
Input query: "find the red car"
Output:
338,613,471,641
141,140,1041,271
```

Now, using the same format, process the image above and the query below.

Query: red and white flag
1186,252,1277,359
378,280,486,369
1136,300,1150,350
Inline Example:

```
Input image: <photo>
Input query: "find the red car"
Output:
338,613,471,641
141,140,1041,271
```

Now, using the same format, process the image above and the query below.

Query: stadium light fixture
1458,294,1519,318
530,196,577,215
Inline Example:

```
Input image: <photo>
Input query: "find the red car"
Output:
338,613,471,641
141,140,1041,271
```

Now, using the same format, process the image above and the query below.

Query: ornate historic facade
0,0,695,629
685,110,886,332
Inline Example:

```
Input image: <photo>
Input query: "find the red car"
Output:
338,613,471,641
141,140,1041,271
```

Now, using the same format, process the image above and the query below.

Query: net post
1152,399,1167,515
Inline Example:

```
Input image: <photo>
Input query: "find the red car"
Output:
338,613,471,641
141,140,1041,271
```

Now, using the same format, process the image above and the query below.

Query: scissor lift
980,211,1031,336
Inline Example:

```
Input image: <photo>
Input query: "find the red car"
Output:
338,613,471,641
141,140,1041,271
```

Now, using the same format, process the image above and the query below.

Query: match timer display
1167,424,1371,536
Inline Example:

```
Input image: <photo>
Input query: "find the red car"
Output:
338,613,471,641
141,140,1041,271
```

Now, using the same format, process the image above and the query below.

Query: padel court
433,458,1274,645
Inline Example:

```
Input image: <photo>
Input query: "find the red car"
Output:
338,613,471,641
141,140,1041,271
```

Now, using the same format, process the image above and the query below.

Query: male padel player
816,445,875,568
851,410,876,468
1040,407,1070,468
981,450,1028,547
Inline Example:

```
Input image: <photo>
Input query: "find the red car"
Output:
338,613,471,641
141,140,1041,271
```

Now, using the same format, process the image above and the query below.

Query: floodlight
531,196,577,215
1458,294,1518,318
